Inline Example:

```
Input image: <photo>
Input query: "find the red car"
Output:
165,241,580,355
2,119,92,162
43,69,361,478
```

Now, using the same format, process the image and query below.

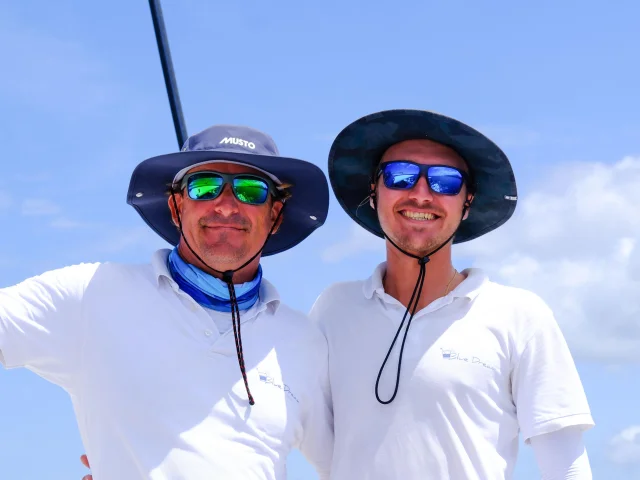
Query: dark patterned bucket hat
328,109,518,243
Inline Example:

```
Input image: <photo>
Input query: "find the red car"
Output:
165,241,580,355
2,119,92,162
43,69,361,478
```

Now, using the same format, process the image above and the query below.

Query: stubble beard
191,228,249,271
393,232,445,258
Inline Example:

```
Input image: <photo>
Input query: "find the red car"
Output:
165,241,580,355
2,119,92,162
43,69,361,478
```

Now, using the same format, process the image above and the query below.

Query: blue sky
1,0,639,478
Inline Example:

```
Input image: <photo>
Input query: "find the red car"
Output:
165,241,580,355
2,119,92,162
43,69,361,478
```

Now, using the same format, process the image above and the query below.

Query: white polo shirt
0,249,334,480
309,262,594,480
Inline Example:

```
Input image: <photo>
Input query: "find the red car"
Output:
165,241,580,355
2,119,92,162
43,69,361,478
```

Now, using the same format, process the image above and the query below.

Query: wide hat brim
127,150,329,256
328,109,518,244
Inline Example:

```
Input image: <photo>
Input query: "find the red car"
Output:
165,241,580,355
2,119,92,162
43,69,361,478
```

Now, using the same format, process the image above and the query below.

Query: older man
0,125,334,479
311,109,594,479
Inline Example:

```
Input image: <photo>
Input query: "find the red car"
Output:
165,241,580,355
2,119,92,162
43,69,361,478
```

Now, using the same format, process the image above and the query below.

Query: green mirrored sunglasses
178,171,279,205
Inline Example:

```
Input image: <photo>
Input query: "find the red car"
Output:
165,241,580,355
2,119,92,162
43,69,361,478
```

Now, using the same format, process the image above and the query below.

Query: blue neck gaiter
167,248,262,312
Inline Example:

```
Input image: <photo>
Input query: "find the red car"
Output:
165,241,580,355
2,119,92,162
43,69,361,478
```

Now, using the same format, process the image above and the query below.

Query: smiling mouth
400,211,439,221
205,225,245,231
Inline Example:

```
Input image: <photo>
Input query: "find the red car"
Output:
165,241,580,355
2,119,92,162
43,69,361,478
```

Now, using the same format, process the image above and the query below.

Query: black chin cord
374,233,453,404
374,252,429,404
171,193,286,406
373,192,469,405
223,269,253,404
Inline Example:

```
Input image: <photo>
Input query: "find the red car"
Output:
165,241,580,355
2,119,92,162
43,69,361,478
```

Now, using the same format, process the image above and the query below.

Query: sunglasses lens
382,162,420,189
428,166,464,194
187,174,223,200
233,177,270,204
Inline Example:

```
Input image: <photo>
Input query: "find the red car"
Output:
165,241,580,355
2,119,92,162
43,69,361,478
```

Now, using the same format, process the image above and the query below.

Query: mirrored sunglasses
377,161,471,195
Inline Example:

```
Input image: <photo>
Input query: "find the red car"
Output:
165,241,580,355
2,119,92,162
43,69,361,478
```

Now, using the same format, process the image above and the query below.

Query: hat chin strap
170,192,286,406
371,189,470,404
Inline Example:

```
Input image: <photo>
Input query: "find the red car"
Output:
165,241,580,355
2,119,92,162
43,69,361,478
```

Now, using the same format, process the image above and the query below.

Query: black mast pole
148,0,188,148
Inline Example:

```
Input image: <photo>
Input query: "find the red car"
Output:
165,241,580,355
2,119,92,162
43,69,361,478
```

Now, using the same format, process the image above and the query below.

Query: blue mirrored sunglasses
376,161,472,195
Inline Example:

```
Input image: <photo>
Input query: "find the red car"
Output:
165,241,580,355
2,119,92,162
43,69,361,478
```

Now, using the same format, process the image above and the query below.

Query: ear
167,192,184,228
369,183,377,210
462,193,474,221
270,200,285,234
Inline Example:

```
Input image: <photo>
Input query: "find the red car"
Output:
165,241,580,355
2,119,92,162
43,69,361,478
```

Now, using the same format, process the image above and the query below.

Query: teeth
402,211,436,220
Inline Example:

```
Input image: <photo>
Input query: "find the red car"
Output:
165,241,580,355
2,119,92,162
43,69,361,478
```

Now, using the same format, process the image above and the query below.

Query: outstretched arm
0,263,99,388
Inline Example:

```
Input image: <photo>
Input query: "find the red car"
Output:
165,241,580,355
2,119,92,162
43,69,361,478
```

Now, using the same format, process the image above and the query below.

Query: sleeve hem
522,413,595,444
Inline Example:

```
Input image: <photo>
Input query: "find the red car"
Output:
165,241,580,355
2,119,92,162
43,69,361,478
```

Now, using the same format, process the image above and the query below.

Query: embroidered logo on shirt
440,348,498,372
257,371,300,403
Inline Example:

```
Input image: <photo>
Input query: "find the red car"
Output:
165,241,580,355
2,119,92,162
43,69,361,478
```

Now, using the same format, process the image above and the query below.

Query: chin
396,232,450,255
199,243,247,263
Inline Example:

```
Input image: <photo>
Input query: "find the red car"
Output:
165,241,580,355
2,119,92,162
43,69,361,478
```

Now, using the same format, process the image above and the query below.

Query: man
0,125,334,479
310,109,594,479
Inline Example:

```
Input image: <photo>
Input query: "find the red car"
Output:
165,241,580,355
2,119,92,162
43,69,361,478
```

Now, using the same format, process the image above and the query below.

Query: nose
408,175,434,203
211,183,240,216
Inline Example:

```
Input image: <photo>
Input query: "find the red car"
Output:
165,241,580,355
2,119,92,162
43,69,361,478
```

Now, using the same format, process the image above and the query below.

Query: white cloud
456,156,640,362
21,198,61,216
322,223,385,263
608,426,640,465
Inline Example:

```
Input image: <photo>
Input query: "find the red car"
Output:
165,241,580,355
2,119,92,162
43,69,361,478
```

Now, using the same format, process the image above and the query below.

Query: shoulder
310,280,366,315
474,276,561,348
305,280,368,343
90,261,155,281
480,279,553,316
79,261,156,294
87,248,170,288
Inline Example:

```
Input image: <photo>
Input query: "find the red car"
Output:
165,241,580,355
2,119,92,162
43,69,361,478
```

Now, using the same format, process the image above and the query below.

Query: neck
382,240,461,311
177,243,261,284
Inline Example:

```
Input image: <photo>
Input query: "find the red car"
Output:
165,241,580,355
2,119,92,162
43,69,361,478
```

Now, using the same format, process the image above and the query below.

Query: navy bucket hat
328,109,518,243
127,124,329,256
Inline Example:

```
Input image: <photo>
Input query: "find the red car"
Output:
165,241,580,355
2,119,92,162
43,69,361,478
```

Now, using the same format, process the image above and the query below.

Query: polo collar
363,261,488,302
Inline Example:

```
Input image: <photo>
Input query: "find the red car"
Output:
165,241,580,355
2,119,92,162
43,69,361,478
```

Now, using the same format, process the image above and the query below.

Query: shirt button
204,330,212,337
